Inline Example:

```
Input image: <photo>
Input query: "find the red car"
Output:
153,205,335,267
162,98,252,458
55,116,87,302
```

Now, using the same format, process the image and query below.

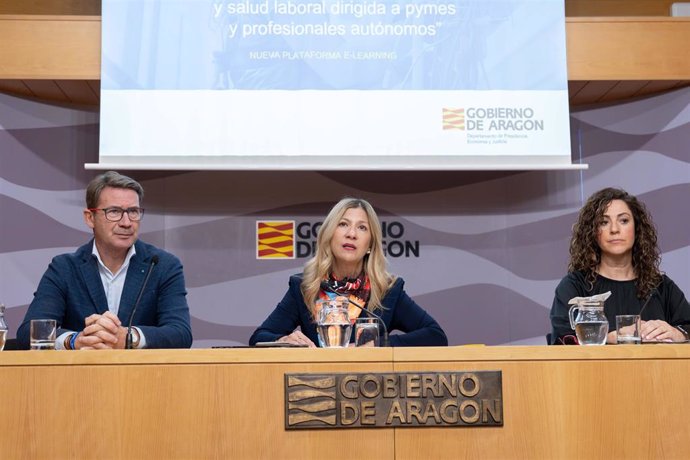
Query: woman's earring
367,248,371,254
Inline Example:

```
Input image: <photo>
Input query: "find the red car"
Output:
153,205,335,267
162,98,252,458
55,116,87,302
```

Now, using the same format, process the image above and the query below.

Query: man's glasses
88,207,145,222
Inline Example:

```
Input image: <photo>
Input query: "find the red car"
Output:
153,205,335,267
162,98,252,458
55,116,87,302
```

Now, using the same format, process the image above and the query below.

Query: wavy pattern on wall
1,89,688,346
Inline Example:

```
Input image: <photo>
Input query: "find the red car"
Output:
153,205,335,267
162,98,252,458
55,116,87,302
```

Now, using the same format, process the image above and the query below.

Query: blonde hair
301,198,395,319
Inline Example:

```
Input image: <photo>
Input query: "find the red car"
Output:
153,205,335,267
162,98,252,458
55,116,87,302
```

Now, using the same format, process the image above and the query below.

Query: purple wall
1,88,688,346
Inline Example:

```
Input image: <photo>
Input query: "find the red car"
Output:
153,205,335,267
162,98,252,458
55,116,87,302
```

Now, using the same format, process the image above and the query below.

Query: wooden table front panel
0,349,394,460
392,346,690,460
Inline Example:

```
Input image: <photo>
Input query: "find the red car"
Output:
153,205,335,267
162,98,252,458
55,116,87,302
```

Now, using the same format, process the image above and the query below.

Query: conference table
1,345,688,459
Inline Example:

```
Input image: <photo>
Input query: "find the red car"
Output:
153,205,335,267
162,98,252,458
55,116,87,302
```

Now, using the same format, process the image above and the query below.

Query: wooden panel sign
285,371,502,429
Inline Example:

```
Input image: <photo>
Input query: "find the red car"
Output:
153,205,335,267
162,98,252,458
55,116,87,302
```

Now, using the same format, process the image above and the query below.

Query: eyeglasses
88,207,145,222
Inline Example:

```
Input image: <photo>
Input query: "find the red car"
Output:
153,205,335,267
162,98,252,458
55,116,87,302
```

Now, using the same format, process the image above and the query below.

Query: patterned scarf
317,271,371,322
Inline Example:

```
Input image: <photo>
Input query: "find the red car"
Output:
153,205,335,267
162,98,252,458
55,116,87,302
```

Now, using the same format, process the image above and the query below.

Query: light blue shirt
93,242,136,316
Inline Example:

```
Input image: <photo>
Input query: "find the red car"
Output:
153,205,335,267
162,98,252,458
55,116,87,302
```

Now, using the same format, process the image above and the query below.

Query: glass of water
616,315,642,344
30,319,57,350
0,302,7,351
354,318,380,347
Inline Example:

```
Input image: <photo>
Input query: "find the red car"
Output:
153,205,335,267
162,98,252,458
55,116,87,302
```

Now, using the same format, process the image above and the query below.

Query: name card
285,371,502,429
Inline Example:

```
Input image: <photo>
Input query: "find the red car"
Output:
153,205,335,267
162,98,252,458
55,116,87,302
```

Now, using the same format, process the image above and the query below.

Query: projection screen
92,0,583,170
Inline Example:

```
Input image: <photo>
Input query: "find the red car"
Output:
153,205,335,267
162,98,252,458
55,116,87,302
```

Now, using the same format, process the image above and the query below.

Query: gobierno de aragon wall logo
256,221,295,259
256,219,420,260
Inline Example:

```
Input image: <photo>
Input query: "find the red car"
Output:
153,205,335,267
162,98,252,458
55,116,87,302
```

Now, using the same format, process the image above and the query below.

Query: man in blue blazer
17,171,193,350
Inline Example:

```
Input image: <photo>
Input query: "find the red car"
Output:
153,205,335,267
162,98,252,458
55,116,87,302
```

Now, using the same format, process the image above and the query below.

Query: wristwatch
130,328,141,348
64,333,75,350
676,326,690,342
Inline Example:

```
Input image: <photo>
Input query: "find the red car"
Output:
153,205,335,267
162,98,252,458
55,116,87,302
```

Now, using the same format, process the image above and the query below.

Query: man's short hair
86,171,144,209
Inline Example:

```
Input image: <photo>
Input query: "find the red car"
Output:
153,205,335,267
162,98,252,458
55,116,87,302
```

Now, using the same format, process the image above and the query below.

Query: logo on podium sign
285,371,503,429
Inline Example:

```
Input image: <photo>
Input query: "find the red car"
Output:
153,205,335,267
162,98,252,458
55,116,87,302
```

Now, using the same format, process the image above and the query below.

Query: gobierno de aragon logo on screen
442,106,545,134
256,220,420,260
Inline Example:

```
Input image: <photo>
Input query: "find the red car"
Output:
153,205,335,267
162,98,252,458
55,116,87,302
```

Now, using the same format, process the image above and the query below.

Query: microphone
320,281,389,347
126,255,159,349
638,286,658,318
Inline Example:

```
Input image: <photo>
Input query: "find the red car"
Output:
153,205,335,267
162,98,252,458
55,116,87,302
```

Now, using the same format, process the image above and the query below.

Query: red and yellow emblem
442,108,465,130
257,220,295,259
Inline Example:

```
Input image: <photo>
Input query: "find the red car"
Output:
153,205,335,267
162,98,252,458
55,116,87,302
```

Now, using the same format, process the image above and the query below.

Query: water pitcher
316,298,352,348
568,300,608,345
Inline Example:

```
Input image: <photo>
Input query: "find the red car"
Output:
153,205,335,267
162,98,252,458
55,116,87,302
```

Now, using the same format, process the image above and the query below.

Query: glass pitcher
316,298,352,348
568,300,608,345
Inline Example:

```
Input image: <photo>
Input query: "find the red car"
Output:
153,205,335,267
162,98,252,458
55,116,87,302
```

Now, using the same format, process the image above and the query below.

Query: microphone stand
126,256,159,349
638,288,657,318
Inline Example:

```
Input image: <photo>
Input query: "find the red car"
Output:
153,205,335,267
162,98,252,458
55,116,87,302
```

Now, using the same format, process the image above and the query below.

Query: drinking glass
0,302,7,351
30,319,57,350
354,318,380,347
616,315,641,344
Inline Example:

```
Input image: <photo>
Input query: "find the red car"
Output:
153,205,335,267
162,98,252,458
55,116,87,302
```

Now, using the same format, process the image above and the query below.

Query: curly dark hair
568,187,661,299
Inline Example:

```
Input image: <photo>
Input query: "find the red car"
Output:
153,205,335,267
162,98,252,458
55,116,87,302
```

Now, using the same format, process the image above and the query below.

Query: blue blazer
249,274,448,347
17,240,193,349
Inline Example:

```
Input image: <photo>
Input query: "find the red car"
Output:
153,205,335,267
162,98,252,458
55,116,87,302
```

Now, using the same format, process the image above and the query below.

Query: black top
549,271,690,344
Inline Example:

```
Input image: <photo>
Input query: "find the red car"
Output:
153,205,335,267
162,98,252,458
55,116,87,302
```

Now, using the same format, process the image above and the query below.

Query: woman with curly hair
549,187,690,344
249,198,447,347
